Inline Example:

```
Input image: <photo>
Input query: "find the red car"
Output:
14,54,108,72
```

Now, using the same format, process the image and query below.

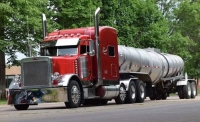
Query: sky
5,52,26,62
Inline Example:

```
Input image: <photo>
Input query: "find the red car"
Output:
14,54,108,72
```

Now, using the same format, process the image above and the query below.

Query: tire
190,82,197,99
177,86,184,99
155,93,162,100
149,88,156,100
115,84,126,104
65,80,81,108
183,82,192,99
125,81,137,103
14,104,29,110
135,80,145,103
161,93,167,100
100,99,108,105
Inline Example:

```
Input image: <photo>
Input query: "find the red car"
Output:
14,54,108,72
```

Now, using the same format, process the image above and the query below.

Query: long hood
52,56,78,75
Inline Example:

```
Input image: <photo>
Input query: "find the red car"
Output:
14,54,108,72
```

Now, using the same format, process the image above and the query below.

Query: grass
0,99,7,105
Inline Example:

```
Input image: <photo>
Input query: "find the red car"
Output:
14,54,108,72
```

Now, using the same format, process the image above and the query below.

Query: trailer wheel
136,80,145,103
14,104,29,110
125,81,137,103
115,84,126,104
183,82,192,99
65,80,81,108
177,86,184,99
190,82,197,99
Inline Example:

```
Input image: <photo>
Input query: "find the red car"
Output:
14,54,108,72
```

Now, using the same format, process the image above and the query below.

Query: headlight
9,75,21,89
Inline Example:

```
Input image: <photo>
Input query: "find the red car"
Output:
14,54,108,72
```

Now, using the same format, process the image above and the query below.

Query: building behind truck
7,7,197,110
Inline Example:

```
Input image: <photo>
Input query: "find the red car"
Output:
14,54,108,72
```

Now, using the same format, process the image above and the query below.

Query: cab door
101,44,119,85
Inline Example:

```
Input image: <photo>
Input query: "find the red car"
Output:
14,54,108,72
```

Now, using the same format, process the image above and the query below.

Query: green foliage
157,0,200,78
48,0,101,29
0,0,49,64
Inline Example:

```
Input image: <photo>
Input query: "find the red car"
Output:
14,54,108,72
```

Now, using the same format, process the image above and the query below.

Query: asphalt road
0,96,200,122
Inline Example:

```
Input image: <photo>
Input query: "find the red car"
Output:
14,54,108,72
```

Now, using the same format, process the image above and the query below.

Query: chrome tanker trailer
118,45,197,100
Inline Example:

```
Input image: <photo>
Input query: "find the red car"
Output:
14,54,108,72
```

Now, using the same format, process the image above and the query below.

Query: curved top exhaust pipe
42,14,47,39
94,7,102,87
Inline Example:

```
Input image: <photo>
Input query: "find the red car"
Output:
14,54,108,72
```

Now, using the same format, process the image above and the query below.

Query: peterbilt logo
102,47,107,55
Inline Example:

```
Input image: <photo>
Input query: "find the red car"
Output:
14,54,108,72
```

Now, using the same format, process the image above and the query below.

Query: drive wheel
14,104,29,110
161,93,167,100
190,82,197,99
65,80,81,108
183,82,191,99
100,99,108,105
125,81,137,103
115,84,126,104
136,80,145,103
177,86,184,99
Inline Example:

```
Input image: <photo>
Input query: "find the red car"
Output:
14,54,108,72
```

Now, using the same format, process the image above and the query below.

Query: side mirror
89,41,95,56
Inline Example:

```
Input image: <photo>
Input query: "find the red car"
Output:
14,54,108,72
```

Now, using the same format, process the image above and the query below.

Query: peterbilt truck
8,7,197,110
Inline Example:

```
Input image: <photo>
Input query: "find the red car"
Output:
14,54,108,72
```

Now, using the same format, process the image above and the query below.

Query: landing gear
65,80,82,108
149,87,167,100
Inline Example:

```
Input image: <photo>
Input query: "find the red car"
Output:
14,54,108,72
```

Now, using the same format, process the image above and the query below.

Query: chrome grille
22,60,50,87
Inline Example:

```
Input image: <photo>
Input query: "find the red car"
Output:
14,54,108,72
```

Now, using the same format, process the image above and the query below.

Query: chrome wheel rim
71,85,80,104
188,84,191,96
140,85,145,98
130,85,136,99
119,86,126,101
191,83,196,95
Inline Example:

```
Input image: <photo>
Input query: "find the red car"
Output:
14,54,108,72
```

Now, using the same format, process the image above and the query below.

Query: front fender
57,74,80,86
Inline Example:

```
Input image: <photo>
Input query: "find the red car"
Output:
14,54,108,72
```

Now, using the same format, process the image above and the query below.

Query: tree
0,0,49,98
48,0,101,29
156,0,200,78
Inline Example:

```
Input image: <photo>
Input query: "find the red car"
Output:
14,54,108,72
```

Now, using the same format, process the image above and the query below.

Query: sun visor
56,38,80,46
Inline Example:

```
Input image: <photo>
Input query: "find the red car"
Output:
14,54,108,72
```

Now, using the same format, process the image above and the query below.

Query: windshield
41,46,78,56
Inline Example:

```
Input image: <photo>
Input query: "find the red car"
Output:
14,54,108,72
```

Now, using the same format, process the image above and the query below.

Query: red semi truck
8,7,197,110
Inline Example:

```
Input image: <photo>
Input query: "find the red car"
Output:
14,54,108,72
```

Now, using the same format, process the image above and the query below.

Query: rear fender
120,78,137,91
177,73,188,86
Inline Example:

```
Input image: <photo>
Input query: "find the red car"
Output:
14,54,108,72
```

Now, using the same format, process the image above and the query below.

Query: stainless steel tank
118,46,184,84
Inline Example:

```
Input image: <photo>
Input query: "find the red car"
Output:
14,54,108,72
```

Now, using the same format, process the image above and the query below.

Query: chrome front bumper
8,87,68,105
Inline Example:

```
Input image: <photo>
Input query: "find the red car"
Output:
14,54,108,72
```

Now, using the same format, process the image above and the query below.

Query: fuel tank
118,46,184,84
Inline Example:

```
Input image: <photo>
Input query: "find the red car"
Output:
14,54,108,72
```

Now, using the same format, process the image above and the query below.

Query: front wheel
14,104,29,110
65,80,81,108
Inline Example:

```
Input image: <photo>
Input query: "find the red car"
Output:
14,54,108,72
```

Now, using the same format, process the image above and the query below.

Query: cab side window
80,45,89,54
108,46,115,57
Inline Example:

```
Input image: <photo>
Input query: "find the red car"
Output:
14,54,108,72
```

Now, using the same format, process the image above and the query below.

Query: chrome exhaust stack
42,14,47,39
94,7,102,87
